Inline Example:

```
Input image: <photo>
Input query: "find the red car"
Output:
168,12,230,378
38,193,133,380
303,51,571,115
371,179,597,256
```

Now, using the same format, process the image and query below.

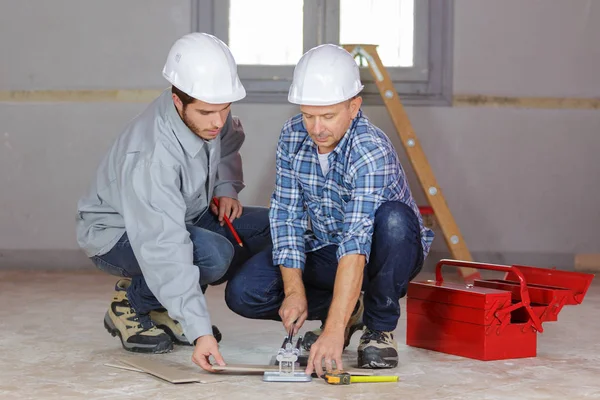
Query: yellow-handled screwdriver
323,371,399,385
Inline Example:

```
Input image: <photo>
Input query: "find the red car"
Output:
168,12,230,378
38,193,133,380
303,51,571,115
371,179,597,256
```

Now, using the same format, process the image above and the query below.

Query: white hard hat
162,32,246,104
288,44,364,106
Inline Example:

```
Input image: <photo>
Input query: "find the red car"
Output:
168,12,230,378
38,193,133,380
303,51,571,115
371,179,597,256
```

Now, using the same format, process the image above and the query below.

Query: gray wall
1,0,599,269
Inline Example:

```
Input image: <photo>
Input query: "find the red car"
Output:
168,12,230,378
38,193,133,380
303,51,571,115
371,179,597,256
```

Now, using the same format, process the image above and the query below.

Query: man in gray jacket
76,33,271,371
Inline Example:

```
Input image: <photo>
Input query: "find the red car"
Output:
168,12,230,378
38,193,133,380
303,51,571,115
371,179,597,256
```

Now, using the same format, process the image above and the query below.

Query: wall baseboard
1,90,599,110
0,249,582,272
0,249,94,270
422,250,578,273
574,254,600,273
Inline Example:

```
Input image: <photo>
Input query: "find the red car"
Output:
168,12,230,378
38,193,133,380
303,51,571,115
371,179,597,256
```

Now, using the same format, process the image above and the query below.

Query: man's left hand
192,335,225,372
210,197,242,225
305,330,345,378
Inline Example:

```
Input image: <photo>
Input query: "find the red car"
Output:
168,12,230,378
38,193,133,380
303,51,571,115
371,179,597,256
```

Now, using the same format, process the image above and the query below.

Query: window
193,0,453,105
339,0,415,68
228,0,304,65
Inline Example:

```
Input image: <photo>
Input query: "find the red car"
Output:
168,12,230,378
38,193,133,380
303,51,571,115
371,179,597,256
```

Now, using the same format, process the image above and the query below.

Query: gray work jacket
76,89,245,342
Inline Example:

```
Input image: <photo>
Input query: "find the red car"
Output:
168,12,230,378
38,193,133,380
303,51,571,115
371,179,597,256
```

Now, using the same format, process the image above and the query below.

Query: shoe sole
357,347,398,369
104,313,173,354
358,359,398,369
358,361,398,369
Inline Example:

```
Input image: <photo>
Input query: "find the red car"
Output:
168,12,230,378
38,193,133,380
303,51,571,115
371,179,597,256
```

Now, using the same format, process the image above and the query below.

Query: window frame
192,0,453,106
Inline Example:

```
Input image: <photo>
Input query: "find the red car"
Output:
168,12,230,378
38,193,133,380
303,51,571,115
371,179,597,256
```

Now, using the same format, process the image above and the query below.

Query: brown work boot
150,308,223,345
103,279,173,353
302,293,365,351
357,328,398,368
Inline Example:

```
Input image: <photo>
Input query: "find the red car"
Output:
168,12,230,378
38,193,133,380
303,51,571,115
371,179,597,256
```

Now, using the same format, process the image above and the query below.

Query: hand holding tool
323,370,399,385
211,197,243,247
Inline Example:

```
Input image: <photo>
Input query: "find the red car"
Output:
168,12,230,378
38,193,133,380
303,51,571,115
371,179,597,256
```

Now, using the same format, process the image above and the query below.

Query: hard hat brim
288,86,364,106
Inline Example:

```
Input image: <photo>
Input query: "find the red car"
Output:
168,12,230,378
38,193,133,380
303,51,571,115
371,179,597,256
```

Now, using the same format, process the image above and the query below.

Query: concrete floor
0,268,598,400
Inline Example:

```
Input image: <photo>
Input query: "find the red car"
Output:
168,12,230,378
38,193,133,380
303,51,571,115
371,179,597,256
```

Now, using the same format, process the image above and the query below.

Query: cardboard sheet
116,356,228,384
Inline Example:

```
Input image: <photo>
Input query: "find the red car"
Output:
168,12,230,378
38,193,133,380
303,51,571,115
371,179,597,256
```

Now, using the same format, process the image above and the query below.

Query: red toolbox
406,259,594,361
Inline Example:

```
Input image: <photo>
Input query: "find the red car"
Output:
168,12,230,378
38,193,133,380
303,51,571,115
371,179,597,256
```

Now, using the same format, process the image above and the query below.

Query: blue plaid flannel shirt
269,110,434,270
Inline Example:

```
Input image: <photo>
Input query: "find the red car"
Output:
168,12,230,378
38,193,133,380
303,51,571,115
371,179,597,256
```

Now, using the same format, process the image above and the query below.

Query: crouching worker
225,44,434,375
76,33,271,371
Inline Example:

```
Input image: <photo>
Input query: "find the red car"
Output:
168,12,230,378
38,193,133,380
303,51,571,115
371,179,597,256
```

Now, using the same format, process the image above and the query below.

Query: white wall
1,0,598,269
454,0,600,97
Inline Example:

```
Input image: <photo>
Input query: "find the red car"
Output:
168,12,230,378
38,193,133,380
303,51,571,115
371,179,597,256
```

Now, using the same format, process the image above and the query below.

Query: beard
181,107,221,141
181,107,204,137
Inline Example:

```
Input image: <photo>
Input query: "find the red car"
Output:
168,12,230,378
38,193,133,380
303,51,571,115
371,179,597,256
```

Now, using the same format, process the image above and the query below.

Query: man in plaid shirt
226,44,434,373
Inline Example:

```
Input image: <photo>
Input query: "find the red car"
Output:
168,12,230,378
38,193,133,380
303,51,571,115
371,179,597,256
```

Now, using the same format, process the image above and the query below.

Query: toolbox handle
435,259,544,333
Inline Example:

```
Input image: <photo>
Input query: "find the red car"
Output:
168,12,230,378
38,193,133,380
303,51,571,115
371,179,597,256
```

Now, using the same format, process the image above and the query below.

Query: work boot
357,328,398,368
150,308,223,345
302,293,365,351
103,279,173,354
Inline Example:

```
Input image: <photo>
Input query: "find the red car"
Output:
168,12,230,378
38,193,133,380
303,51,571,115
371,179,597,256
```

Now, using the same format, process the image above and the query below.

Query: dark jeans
91,206,272,314
225,201,424,332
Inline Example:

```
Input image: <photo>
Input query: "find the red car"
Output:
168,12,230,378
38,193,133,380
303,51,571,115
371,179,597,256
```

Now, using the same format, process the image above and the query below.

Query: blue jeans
225,201,424,332
91,206,272,314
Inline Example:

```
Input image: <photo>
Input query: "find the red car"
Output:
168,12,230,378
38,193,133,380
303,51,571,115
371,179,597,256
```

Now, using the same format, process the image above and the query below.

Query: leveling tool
323,370,399,385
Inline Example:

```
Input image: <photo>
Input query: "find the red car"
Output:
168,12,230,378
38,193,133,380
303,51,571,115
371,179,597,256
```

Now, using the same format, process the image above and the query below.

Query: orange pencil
212,197,243,247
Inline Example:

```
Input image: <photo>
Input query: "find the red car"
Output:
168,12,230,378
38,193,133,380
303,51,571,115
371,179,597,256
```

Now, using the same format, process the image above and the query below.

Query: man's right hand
279,291,308,335
279,266,308,334
192,335,225,372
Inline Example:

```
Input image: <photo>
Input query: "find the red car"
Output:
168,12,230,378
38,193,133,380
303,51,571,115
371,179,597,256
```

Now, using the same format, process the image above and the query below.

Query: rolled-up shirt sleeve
269,134,308,270
337,144,395,264
120,158,212,342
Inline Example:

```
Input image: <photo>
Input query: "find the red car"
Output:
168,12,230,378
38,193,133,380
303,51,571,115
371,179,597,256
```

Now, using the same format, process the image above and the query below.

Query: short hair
171,86,196,107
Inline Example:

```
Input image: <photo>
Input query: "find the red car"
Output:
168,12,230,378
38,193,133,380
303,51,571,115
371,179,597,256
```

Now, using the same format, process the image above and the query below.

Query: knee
194,235,234,284
224,278,245,316
224,262,281,319
216,235,235,263
374,201,419,242
224,278,259,318
214,237,235,280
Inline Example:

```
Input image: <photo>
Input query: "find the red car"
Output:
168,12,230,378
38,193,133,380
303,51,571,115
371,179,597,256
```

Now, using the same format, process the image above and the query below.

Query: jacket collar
164,90,206,158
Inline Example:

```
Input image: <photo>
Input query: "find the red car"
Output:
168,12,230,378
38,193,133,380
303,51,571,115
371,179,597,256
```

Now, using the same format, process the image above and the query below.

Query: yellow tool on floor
323,370,399,385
